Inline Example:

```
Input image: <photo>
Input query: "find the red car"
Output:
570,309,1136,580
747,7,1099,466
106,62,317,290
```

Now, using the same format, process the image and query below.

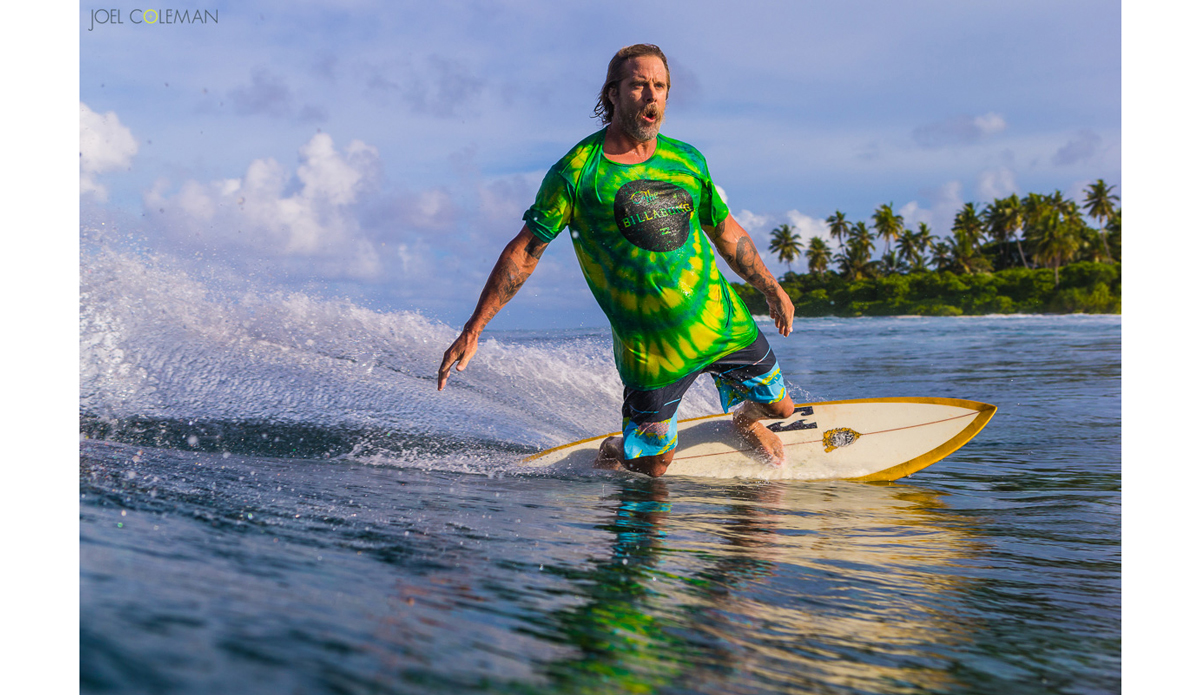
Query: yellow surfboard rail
830,398,997,482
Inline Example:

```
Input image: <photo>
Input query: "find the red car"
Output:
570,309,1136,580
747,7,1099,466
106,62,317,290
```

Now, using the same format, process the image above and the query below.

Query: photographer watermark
88,8,218,31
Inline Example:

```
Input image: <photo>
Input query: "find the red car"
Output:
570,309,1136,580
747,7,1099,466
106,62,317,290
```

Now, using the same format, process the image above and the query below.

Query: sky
76,0,1122,329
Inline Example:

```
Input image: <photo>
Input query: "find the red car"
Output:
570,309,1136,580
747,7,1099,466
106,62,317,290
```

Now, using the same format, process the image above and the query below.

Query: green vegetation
738,180,1121,316
734,262,1120,316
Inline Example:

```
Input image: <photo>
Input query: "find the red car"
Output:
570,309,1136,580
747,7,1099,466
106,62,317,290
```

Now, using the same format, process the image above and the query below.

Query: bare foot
732,409,786,467
593,436,623,470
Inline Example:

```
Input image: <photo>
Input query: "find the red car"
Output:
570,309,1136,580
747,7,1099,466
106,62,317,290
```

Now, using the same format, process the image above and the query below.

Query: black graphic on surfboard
768,407,817,432
613,180,694,252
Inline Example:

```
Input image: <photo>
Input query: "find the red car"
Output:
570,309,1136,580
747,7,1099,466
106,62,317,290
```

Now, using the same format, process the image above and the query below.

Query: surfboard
520,397,996,481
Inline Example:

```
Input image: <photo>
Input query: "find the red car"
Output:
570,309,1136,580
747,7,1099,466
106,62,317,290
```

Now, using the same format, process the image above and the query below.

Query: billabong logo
613,180,693,252
89,8,219,31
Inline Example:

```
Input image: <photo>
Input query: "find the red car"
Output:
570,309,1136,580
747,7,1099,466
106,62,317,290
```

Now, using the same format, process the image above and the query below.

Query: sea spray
80,247,724,465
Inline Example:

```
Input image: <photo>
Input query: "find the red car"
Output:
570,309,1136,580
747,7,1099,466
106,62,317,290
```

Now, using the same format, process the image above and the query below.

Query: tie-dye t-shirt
522,128,759,390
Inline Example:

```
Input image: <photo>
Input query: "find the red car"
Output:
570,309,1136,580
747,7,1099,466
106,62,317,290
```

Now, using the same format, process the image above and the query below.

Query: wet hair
593,44,671,125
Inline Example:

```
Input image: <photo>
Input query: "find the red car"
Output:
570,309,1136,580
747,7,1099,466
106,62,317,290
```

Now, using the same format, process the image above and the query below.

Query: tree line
735,179,1121,316
766,179,1120,286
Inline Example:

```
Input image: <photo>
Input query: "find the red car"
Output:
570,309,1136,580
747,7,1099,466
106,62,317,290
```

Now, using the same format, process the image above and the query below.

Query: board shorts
621,329,788,460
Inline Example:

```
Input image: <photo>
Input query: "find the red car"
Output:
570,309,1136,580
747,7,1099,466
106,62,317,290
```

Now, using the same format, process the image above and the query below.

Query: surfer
437,44,795,477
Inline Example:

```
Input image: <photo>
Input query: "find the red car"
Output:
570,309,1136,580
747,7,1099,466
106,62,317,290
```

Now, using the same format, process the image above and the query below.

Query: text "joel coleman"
89,8,218,31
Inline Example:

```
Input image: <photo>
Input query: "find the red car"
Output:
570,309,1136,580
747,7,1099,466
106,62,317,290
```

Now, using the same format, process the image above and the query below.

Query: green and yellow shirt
523,129,758,389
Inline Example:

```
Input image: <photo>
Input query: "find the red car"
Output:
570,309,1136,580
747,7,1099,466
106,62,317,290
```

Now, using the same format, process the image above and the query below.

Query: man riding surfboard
437,44,796,477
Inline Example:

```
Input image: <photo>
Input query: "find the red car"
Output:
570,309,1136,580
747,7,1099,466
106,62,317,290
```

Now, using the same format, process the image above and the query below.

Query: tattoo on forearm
524,238,548,260
731,236,779,292
471,257,528,327
467,234,542,330
495,257,529,304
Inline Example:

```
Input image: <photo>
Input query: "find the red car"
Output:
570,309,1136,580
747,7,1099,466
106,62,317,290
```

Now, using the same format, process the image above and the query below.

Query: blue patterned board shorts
621,330,788,460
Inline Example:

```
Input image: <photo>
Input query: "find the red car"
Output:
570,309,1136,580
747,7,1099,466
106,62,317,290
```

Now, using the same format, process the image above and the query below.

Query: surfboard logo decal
768,411,818,433
823,427,861,452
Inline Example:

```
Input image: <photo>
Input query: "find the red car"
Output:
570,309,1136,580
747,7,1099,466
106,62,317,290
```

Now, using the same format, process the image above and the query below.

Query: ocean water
80,249,1121,694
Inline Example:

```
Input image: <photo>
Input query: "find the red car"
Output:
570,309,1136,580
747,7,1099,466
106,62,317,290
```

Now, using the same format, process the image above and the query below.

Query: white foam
80,247,723,455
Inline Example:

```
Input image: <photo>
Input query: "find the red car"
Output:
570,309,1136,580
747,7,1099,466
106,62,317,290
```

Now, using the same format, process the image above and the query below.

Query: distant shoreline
732,261,1120,318
750,313,1121,321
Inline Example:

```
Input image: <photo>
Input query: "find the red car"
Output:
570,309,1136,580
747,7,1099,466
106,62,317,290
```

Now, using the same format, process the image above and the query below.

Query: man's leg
593,436,675,477
709,332,795,467
731,396,794,467
593,375,696,477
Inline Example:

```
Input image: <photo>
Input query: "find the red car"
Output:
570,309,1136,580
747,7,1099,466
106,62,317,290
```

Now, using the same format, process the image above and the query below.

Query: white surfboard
520,397,996,481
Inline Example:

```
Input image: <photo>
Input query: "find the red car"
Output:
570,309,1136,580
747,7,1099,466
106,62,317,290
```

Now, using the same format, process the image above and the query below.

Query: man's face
610,56,669,143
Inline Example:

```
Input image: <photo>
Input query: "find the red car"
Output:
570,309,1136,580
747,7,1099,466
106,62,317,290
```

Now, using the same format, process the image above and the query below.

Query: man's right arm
437,225,549,390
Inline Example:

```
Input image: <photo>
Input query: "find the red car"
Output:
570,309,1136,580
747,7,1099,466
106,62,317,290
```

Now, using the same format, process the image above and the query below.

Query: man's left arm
702,215,794,337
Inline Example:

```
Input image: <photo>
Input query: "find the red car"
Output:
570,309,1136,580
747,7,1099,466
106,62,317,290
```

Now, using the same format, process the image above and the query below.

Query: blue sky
78,0,1121,328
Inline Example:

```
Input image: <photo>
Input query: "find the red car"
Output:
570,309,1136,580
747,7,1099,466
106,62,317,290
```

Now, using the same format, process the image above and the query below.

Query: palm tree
1021,192,1049,266
825,211,851,249
805,237,832,277
879,250,902,275
1105,209,1121,262
1030,215,1081,286
835,247,873,281
983,194,1027,269
836,223,875,281
1076,226,1107,262
1083,179,1119,260
1025,192,1083,285
870,203,904,257
914,223,934,261
948,228,992,274
897,227,928,271
951,202,985,249
767,224,804,272
848,221,875,258
930,239,954,272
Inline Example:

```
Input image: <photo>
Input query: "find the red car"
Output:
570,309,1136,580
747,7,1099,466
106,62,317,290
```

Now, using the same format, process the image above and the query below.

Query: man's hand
435,225,548,391
765,285,794,337
437,330,480,391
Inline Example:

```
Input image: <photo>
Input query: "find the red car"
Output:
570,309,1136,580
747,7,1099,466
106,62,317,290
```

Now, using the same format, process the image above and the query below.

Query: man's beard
615,102,663,142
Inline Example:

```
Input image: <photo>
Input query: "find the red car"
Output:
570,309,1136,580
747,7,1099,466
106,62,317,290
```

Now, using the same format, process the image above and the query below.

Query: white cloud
731,208,770,234
900,181,964,237
913,112,1008,149
974,112,1007,136
80,102,138,201
144,132,383,279
784,210,831,243
978,167,1018,200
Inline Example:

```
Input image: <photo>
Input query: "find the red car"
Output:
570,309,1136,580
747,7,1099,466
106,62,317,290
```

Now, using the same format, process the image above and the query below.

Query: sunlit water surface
81,251,1119,694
